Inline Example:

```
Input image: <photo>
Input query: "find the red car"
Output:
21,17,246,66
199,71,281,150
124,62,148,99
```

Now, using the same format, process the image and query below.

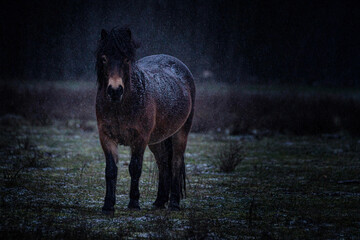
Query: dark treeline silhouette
1,0,359,86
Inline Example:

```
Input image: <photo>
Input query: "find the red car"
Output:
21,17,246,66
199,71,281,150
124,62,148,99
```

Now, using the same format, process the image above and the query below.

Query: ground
1,120,359,239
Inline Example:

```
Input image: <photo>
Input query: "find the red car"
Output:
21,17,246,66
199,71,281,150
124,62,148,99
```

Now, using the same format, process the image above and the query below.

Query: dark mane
96,26,139,61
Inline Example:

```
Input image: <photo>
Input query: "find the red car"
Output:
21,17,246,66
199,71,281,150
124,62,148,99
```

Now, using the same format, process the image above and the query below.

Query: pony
95,27,195,212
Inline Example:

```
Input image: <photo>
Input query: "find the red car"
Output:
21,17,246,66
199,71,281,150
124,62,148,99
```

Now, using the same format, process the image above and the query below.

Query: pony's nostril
117,86,123,96
107,86,123,101
107,86,114,97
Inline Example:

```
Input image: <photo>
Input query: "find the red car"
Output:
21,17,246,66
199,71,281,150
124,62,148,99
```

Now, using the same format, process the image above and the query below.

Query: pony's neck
130,63,145,94
121,63,145,107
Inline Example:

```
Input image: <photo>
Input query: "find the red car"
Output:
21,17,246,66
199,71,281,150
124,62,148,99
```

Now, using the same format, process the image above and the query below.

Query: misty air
1,0,359,239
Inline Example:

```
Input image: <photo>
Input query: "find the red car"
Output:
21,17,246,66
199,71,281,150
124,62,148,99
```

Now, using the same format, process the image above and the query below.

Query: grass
1,122,359,239
1,80,360,238
213,142,244,173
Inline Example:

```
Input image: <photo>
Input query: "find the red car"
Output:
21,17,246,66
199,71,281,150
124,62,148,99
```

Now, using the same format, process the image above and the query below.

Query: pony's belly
148,128,178,145
148,102,192,145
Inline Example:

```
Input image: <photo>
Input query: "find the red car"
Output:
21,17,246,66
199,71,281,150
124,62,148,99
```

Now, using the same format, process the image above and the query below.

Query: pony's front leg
100,134,118,214
128,141,146,210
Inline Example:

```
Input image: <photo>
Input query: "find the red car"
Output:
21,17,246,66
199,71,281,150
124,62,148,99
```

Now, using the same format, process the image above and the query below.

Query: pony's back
136,54,195,105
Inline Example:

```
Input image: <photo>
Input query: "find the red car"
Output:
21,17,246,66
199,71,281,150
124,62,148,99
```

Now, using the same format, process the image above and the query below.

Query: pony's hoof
168,202,180,211
152,200,166,210
102,206,115,216
169,206,180,211
152,203,166,210
128,199,140,210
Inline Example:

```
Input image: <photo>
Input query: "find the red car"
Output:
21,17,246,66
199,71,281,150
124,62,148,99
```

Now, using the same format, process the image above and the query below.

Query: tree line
1,0,359,86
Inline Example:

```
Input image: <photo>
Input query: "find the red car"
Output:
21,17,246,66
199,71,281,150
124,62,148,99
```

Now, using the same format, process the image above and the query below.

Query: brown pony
95,27,195,213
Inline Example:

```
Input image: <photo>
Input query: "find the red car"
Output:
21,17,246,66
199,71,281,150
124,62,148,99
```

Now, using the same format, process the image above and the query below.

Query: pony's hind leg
148,138,172,209
169,131,191,209
168,107,193,211
168,131,187,211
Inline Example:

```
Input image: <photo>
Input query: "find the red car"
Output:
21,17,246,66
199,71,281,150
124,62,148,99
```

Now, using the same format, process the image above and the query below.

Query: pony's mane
96,26,139,61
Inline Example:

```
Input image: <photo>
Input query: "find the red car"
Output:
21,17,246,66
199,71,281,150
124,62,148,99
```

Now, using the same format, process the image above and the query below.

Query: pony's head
95,27,139,102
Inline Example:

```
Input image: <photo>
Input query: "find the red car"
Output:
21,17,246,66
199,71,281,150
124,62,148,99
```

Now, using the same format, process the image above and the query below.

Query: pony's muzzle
107,86,123,102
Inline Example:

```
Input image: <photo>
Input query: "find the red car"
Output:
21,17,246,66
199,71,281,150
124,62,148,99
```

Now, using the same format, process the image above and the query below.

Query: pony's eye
101,55,108,64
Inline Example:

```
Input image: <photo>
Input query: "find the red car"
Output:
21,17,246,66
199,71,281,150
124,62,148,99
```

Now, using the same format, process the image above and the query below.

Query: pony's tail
180,156,187,199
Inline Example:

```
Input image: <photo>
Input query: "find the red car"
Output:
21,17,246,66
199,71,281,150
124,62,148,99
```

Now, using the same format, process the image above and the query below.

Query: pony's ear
101,29,108,40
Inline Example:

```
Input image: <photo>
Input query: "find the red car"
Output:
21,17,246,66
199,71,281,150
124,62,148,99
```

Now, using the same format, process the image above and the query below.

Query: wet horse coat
96,27,195,212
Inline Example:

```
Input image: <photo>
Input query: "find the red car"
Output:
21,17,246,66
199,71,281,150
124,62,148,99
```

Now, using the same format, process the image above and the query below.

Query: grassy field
1,120,359,239
1,80,360,239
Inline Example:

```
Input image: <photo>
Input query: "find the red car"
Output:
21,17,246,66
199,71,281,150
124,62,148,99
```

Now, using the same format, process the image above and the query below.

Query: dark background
1,0,359,86
1,2,360,238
